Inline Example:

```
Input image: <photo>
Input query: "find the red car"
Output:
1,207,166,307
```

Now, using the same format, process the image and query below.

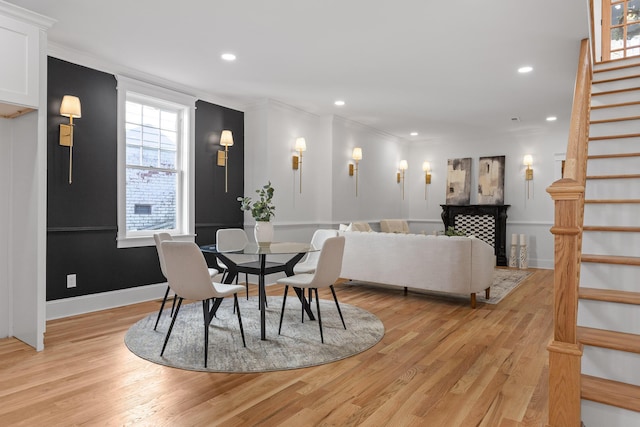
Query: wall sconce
398,159,408,200
292,137,306,193
217,130,234,193
422,161,431,200
523,154,533,199
59,95,82,184
349,147,362,196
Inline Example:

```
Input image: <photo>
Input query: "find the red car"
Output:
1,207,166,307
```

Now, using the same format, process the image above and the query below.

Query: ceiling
7,0,590,140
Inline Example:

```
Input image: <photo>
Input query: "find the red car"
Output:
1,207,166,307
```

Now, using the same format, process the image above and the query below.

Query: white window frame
116,76,196,248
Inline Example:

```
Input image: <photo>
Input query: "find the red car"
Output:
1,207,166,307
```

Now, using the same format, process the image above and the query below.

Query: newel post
546,178,584,427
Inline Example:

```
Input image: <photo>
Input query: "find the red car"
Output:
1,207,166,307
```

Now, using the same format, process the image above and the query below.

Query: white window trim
116,76,196,248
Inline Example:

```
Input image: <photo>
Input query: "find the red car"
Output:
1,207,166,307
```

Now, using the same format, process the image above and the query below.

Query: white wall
245,98,567,269
0,118,11,338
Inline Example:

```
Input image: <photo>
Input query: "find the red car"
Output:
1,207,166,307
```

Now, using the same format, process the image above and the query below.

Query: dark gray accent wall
46,57,244,301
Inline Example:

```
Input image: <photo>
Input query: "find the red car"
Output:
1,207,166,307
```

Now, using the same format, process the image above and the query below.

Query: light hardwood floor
0,269,552,426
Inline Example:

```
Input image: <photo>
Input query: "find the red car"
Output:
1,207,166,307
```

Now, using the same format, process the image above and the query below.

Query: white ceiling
7,0,590,140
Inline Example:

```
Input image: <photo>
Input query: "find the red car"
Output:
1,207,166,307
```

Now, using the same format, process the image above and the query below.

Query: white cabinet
0,13,39,109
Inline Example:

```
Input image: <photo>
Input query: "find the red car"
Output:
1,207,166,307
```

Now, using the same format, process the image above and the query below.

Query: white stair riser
582,401,640,427
592,90,640,106
587,137,640,155
580,263,640,292
589,120,640,137
586,156,640,175
585,178,640,198
594,65,640,80
594,58,640,72
593,77,640,93
582,231,640,257
584,203,640,227
591,104,640,121
583,347,640,386
578,300,640,335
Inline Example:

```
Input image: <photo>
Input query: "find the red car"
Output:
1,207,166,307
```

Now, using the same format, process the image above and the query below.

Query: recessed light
221,53,236,61
334,100,345,106
546,116,557,121
410,132,418,136
518,66,533,73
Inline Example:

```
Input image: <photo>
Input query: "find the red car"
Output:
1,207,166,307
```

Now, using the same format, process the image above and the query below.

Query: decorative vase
509,233,518,268
254,221,274,247
519,234,528,269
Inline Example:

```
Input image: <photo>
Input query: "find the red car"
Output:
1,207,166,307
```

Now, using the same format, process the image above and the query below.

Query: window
116,77,196,248
604,0,640,60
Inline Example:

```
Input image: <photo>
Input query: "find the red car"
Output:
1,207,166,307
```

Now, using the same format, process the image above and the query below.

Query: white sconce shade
60,95,82,118
422,161,430,172
399,160,408,170
220,130,234,147
295,137,307,152
352,147,363,161
523,154,533,166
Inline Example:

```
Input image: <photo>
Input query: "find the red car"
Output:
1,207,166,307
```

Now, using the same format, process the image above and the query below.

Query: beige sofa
339,231,495,308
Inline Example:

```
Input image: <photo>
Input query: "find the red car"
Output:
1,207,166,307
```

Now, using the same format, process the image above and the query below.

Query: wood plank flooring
0,269,553,426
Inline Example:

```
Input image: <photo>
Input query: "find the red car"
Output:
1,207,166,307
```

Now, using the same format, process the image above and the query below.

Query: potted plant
237,181,275,246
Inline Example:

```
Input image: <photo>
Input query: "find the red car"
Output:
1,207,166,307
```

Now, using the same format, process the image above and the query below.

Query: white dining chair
160,241,246,368
293,229,339,275
276,236,346,343
153,233,219,330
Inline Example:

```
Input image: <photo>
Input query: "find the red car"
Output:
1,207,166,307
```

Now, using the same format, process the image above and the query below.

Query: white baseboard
46,283,168,321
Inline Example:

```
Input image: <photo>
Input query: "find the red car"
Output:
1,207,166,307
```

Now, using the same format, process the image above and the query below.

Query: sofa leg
404,287,407,296
470,293,477,309
485,288,491,299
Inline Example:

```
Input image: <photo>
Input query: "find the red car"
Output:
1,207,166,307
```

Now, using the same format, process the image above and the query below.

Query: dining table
200,241,319,340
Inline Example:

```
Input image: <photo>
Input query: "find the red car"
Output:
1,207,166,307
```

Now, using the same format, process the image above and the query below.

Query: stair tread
586,174,640,179
581,254,640,265
591,86,640,97
583,225,640,232
588,152,640,159
594,61,640,74
590,115,640,124
593,74,640,84
589,133,640,141
578,326,640,353
591,100,640,109
584,199,640,204
579,287,640,304
581,374,640,412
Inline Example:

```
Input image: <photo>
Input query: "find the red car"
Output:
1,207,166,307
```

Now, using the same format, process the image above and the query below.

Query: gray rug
125,296,384,373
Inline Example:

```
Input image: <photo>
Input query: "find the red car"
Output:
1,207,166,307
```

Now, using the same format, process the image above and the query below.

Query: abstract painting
446,157,471,205
477,155,505,204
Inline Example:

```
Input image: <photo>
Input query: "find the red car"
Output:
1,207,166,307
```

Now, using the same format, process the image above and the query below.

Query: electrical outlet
67,274,77,288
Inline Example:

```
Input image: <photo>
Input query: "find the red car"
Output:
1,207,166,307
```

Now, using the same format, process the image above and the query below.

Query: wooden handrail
546,38,591,427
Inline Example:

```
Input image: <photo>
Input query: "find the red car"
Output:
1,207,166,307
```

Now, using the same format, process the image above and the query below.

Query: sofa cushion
380,219,409,234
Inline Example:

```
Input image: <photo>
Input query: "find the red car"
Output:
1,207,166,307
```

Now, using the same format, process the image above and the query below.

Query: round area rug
125,296,384,373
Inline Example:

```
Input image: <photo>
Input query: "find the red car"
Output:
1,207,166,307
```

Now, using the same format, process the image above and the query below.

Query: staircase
577,55,640,425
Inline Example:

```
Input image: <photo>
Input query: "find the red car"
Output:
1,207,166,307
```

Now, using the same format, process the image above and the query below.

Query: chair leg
161,297,183,357
154,285,171,331
315,288,324,343
234,294,246,347
245,273,249,300
170,294,177,316
330,285,346,330
278,285,289,335
202,300,209,368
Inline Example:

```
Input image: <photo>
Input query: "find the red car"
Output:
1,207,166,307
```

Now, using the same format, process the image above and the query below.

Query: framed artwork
446,157,471,205
477,155,505,204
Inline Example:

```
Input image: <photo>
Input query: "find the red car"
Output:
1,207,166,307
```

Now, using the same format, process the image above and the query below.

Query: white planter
254,221,274,247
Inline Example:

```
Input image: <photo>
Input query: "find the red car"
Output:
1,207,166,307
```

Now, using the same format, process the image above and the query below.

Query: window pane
126,124,142,145
126,168,176,231
628,23,640,45
141,147,159,167
629,0,640,22
126,145,141,165
161,110,177,131
142,105,160,128
611,28,625,49
126,101,142,125
142,126,160,148
161,130,177,151
160,149,176,169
